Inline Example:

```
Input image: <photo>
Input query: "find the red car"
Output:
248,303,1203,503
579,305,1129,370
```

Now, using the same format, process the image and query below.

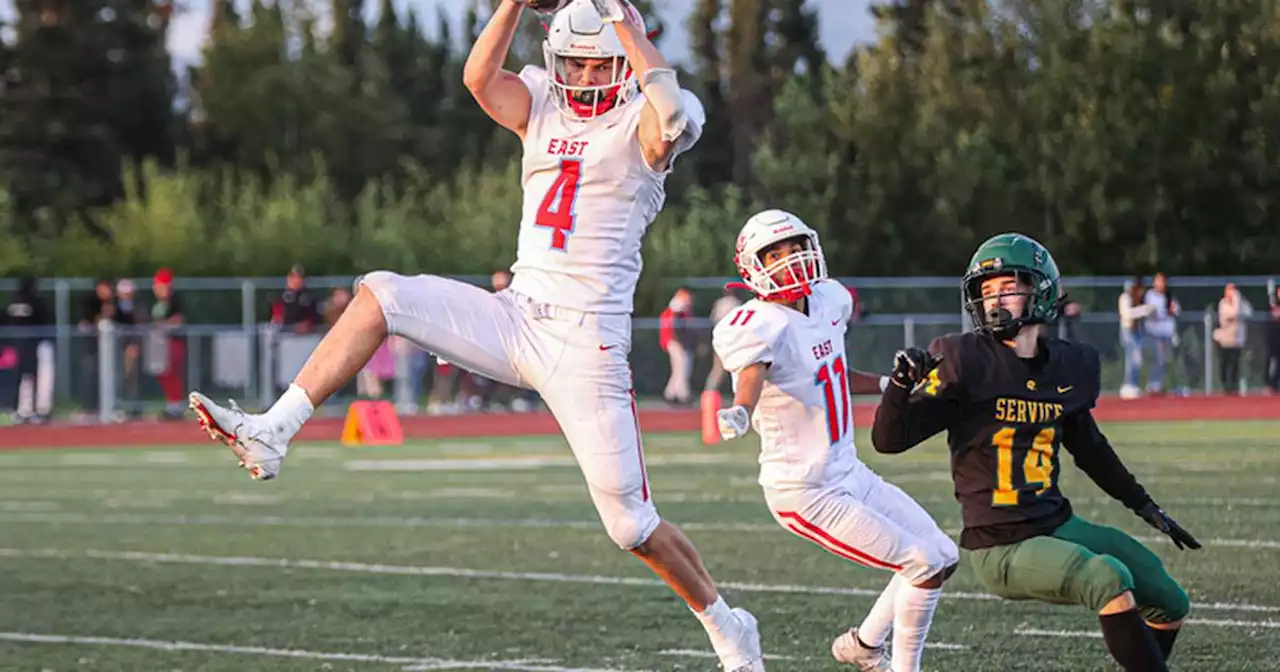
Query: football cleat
189,391,289,481
724,608,766,672
831,627,891,671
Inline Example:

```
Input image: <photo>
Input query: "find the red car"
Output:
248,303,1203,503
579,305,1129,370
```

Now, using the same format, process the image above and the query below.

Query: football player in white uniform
712,210,958,672
186,0,765,669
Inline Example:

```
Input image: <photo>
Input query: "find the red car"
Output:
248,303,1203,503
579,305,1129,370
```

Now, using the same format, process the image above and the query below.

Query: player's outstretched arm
848,369,891,396
592,0,698,171
463,0,533,139
871,348,955,454
716,362,766,441
1062,411,1202,550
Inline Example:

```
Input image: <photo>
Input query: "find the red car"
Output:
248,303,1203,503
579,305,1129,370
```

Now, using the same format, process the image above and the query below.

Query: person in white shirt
186,1,764,669
713,209,958,672
1213,282,1254,393
1141,273,1180,394
1117,278,1154,399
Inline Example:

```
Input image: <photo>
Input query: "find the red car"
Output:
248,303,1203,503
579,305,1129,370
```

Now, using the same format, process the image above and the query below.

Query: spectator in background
1117,277,1154,399
660,287,696,405
1213,282,1253,395
703,287,742,395
1143,272,1180,395
4,277,54,423
323,287,351,326
114,279,142,412
271,264,319,334
150,268,186,420
81,279,117,327
76,279,116,411
1268,285,1280,393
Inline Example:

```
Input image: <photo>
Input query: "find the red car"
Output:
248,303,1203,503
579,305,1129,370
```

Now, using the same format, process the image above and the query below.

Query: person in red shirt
150,268,186,419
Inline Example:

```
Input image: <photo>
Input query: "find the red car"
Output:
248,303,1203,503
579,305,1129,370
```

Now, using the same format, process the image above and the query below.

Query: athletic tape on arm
640,68,687,143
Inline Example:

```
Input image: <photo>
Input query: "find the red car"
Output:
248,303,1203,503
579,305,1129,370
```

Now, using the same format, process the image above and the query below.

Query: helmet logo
1033,248,1047,265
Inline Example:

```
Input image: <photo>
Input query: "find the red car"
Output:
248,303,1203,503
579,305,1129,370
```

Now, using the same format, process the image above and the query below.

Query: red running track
1,394,1276,450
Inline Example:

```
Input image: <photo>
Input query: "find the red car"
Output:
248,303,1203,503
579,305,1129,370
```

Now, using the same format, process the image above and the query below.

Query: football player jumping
713,209,958,672
872,233,1200,672
187,0,765,668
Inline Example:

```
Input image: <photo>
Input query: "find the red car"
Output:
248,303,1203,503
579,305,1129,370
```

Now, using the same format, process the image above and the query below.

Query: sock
1099,611,1168,672
891,582,941,672
692,595,743,662
1147,625,1179,661
857,574,902,648
265,383,314,440
693,595,734,633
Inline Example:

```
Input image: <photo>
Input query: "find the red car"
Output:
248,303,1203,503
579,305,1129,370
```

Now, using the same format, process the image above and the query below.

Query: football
524,0,572,13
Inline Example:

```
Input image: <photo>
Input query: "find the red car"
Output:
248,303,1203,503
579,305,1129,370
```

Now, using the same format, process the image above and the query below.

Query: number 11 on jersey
536,159,583,251
815,355,851,444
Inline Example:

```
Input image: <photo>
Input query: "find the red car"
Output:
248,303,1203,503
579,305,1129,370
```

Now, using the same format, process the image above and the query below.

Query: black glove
1137,502,1201,550
890,347,939,390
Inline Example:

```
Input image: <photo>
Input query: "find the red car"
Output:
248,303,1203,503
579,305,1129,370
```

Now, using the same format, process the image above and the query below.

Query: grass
0,420,1277,671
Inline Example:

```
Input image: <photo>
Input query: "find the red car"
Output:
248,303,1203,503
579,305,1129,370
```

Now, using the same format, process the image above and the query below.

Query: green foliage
4,0,1280,316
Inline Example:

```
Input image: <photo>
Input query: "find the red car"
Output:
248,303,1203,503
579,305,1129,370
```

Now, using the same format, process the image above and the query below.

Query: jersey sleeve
517,65,553,123
819,279,855,324
645,89,705,174
1077,342,1103,410
712,306,785,373
676,89,706,152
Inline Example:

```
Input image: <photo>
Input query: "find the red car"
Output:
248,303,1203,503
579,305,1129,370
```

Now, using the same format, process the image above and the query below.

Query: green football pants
967,515,1190,624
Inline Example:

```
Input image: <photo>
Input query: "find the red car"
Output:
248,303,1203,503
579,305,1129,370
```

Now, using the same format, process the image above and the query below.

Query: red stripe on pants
778,510,903,571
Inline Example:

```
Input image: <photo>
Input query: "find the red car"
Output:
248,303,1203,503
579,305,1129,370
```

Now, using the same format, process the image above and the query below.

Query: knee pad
602,505,661,551
904,536,960,585
354,270,396,296
1142,578,1191,624
1078,554,1135,611
353,270,400,325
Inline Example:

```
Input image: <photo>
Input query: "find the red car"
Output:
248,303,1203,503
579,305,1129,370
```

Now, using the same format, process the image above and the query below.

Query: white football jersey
712,280,860,490
509,66,705,314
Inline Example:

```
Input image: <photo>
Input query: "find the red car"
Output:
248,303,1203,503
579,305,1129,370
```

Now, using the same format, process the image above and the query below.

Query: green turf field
0,420,1277,671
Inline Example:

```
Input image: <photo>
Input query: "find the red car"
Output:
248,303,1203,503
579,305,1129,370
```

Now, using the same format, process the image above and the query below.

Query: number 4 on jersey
536,159,582,251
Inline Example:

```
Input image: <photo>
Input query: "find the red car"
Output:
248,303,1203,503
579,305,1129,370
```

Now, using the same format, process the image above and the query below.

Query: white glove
589,0,628,23
716,405,751,441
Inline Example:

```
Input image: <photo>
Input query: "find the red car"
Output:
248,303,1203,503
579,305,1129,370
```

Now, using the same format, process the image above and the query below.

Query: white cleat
724,608,766,672
188,391,289,481
832,627,891,671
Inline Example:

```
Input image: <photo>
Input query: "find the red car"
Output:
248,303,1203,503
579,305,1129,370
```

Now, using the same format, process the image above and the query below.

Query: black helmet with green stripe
962,233,1063,339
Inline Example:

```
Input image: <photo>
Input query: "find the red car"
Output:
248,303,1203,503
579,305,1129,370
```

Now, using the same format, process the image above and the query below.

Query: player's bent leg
967,533,1167,672
190,283,392,479
357,271,523,387
531,312,762,671
190,272,522,482
767,484,952,672
1051,515,1190,660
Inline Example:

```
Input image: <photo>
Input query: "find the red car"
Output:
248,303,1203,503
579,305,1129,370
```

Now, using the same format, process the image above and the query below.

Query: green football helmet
962,233,1063,339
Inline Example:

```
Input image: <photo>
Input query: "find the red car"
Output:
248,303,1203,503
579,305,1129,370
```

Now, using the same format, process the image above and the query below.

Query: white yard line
1016,616,1280,640
658,638,970,661
2,547,1278,617
0,512,781,533
4,510,1279,550
0,632,643,672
